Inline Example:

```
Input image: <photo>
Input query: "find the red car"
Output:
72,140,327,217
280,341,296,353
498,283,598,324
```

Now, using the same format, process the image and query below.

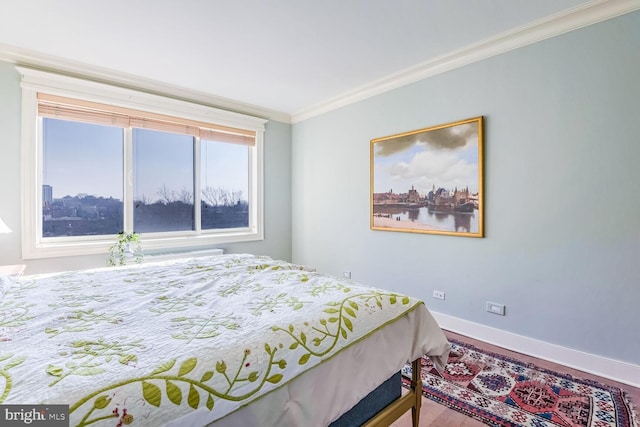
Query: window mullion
194,137,201,232
123,127,134,233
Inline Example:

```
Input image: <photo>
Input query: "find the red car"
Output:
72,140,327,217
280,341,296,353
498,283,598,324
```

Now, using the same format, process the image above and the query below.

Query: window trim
19,67,267,260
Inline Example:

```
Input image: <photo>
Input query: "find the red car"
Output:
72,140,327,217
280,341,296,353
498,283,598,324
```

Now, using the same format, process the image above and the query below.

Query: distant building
407,185,420,203
426,185,474,213
43,185,53,205
373,186,423,206
373,189,402,204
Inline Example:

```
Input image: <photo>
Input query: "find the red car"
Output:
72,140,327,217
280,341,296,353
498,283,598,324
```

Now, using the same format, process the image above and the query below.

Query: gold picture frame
370,116,484,237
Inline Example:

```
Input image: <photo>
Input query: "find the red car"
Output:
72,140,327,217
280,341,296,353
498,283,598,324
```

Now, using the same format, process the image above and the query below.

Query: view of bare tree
201,186,243,207
155,185,193,204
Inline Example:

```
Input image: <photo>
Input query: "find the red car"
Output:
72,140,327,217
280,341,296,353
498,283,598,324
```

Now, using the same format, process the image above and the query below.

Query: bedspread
1,254,430,426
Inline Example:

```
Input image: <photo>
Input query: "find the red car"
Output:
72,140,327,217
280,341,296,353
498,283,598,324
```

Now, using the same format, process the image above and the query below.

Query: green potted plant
107,232,144,266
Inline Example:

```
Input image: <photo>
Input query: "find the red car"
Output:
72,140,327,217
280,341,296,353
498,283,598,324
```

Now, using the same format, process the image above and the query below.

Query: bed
1,253,450,426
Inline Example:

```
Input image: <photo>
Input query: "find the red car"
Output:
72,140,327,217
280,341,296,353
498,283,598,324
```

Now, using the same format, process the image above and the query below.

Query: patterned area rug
402,340,638,427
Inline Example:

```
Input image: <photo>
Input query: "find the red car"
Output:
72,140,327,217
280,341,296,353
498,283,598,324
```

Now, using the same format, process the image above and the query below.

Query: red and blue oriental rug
402,340,638,427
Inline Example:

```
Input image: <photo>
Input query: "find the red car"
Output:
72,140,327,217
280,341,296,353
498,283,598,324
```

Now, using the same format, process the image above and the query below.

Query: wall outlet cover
486,302,505,316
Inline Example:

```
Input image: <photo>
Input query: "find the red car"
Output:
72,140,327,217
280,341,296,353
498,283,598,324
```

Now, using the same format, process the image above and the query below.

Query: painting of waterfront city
370,116,484,237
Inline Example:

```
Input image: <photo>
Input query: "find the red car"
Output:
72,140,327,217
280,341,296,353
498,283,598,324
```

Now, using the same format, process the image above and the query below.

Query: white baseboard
431,311,640,389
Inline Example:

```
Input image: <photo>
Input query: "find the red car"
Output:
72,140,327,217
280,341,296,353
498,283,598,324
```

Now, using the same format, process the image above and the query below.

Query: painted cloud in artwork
373,121,479,195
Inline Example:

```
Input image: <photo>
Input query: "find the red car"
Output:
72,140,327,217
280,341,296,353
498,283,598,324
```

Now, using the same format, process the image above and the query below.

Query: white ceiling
0,1,635,120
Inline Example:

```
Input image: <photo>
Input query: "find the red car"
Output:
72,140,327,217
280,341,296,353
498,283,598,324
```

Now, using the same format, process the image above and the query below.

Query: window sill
23,230,262,260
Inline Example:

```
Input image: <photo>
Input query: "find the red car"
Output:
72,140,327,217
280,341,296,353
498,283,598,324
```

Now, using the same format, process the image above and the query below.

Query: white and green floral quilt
0,254,427,426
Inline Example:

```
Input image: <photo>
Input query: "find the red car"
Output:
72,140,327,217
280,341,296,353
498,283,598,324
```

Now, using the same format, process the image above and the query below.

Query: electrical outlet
432,290,445,300
486,302,505,316
342,271,351,279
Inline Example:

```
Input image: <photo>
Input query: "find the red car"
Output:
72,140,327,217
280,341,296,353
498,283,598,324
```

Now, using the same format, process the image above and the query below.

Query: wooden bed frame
363,359,422,427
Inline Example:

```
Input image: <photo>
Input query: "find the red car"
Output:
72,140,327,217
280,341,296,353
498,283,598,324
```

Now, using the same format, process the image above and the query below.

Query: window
132,129,195,233
201,140,250,230
20,67,266,259
42,118,124,237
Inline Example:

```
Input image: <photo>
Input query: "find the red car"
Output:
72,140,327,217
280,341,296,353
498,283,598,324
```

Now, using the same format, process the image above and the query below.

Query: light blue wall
0,63,23,266
220,119,292,261
292,11,640,365
0,63,292,272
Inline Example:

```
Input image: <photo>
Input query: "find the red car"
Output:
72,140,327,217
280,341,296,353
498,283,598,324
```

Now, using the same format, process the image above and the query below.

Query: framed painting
370,116,484,237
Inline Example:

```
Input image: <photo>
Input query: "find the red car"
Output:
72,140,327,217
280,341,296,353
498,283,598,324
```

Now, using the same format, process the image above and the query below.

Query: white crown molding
2,0,637,125
0,44,291,124
16,66,268,132
291,0,640,123
432,311,640,388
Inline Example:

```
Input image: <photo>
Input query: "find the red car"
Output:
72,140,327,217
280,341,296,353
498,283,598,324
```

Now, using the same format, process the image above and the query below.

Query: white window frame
19,67,266,259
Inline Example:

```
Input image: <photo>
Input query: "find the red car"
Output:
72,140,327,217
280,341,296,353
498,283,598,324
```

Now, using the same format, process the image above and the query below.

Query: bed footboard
362,358,422,427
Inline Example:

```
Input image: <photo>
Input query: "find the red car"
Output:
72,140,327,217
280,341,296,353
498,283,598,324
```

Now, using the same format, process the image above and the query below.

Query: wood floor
391,330,640,426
